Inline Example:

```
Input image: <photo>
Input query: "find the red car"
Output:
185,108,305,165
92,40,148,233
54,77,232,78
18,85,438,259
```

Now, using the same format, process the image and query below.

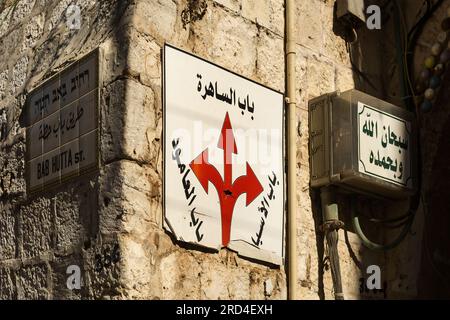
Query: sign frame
25,48,102,196
357,102,413,189
162,43,286,265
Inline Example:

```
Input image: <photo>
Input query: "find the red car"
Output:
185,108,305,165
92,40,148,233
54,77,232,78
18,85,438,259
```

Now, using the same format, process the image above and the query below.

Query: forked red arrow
190,112,263,246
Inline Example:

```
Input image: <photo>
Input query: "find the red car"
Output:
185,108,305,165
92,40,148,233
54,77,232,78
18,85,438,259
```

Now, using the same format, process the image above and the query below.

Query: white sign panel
358,102,412,188
26,49,99,194
163,44,284,265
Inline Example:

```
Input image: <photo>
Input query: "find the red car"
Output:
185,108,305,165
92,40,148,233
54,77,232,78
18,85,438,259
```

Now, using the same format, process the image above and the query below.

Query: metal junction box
308,90,417,199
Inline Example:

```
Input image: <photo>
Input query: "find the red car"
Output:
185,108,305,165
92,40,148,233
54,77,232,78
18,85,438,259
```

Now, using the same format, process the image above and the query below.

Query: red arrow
232,162,264,206
217,112,237,187
189,112,263,246
190,150,222,194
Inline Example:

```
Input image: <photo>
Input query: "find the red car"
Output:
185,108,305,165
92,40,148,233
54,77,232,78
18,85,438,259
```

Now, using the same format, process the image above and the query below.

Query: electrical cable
351,198,415,251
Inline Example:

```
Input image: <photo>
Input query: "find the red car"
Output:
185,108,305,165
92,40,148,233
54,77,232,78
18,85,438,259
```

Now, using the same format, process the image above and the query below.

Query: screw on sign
190,112,264,246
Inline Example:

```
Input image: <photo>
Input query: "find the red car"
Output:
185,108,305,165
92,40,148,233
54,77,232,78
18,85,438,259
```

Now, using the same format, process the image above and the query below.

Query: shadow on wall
308,0,450,300
326,0,450,299
417,70,450,299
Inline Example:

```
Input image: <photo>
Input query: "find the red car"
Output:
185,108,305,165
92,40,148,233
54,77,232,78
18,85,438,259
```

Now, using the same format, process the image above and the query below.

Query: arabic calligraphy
38,107,84,141
252,171,279,247
358,102,411,186
196,74,255,120
172,138,204,242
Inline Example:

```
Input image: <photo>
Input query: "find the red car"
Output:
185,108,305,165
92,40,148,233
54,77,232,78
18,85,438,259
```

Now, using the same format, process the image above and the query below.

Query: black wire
407,0,432,41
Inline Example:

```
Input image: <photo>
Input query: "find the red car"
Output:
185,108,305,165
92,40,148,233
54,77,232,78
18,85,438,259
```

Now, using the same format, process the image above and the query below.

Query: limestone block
23,12,44,50
20,197,53,259
120,235,153,298
11,56,29,95
54,192,83,254
255,30,284,92
306,55,335,100
0,267,17,299
101,80,155,164
241,0,284,36
335,65,354,92
17,264,49,299
132,0,179,44
296,108,309,167
0,7,12,38
214,0,240,13
190,8,258,79
0,203,16,260
296,0,324,51
82,239,122,299
0,70,9,100
160,251,202,299
46,0,72,32
11,0,36,27
295,49,308,110
0,142,26,198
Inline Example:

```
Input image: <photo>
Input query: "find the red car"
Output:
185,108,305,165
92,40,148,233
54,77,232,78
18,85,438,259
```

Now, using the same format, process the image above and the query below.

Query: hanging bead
424,88,435,100
434,63,445,76
431,43,442,56
420,68,431,81
440,48,450,63
421,99,433,113
437,31,449,44
425,56,437,69
429,75,441,89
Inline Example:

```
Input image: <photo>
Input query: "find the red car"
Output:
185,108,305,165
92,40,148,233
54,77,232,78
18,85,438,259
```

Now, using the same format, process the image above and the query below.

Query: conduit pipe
286,0,298,300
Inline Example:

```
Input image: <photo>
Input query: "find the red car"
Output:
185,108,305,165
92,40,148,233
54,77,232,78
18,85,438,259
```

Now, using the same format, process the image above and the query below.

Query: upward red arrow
189,112,263,246
217,112,237,187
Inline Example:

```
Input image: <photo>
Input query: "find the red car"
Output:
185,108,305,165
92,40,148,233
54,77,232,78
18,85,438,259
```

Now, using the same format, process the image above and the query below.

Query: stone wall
2,0,444,300
0,0,133,299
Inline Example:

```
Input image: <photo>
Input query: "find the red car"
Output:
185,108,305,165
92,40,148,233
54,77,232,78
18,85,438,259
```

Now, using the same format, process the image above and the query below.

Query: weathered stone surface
55,192,82,253
11,56,29,95
2,0,441,301
296,0,324,51
20,197,53,259
0,267,17,299
306,54,335,100
0,142,26,198
17,264,49,299
214,0,240,13
131,0,179,44
0,203,16,260
241,0,284,36
255,30,284,92
100,79,155,164
22,13,45,50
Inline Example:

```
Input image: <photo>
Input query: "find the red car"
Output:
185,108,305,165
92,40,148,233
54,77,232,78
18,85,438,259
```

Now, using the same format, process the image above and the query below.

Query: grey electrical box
336,0,366,24
308,90,417,199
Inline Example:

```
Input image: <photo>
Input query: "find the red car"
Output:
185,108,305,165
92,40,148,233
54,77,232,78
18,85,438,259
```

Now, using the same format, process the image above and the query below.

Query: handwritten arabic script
172,138,204,242
358,102,412,187
197,74,255,120
252,172,280,247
